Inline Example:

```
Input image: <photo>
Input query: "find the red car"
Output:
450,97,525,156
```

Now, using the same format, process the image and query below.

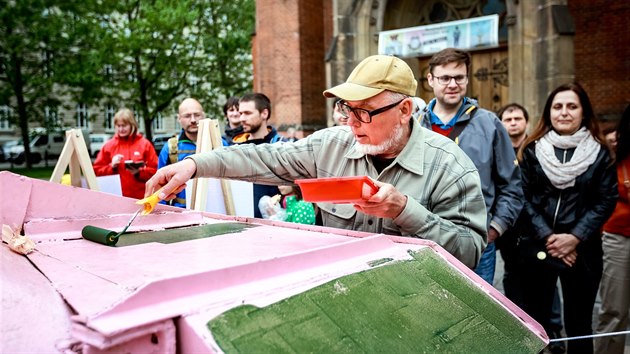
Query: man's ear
400,98,413,122
427,73,434,89
261,108,269,120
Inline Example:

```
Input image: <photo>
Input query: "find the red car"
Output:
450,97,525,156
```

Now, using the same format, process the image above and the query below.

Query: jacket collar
232,126,277,144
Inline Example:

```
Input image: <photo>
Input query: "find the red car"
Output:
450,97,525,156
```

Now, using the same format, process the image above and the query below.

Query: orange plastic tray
295,176,378,203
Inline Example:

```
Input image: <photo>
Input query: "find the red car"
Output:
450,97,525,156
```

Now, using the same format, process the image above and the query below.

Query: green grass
1,166,56,180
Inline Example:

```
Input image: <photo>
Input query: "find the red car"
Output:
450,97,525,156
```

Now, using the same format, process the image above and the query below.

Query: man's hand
144,158,197,201
352,179,407,219
487,228,500,243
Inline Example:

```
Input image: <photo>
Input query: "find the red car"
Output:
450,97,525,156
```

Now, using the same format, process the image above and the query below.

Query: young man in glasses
145,54,488,269
419,48,523,285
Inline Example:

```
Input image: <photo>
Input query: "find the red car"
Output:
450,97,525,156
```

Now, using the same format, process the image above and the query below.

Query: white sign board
378,14,499,58
82,175,122,196
186,178,254,217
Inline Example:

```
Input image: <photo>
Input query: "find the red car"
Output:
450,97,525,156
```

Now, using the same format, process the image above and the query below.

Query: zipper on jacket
551,149,568,228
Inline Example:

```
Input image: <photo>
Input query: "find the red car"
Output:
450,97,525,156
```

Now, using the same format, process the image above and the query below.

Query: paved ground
494,252,630,353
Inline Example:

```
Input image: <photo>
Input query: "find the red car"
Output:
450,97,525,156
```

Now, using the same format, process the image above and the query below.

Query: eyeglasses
434,75,468,85
336,99,405,124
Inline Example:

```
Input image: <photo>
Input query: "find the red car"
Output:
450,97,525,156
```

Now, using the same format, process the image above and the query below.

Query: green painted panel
114,223,256,247
208,248,545,353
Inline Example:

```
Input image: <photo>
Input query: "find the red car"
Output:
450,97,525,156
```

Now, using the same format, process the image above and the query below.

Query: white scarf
535,127,601,189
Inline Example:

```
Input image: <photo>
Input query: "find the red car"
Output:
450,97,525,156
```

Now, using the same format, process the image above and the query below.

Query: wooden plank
192,119,213,211
50,131,77,184
208,119,235,216
49,129,99,191
71,130,99,190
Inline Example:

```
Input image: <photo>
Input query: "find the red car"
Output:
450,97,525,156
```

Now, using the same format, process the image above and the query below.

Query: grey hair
384,91,409,102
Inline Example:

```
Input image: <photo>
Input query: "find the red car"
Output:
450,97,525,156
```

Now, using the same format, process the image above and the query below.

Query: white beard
355,123,404,156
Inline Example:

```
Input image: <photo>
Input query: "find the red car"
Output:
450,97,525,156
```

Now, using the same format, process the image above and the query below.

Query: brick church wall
568,0,630,119
253,0,327,136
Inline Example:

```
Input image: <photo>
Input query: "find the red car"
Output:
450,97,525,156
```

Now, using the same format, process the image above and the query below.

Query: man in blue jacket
419,48,523,284
157,98,204,207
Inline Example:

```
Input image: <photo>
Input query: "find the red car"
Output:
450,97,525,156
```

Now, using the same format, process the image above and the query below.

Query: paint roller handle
145,158,197,202
136,186,177,215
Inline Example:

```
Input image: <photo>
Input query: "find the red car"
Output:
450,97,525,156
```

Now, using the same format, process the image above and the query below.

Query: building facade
252,0,629,134
2,0,627,143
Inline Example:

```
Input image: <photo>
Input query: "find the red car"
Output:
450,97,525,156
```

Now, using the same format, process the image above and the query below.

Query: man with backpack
157,97,204,207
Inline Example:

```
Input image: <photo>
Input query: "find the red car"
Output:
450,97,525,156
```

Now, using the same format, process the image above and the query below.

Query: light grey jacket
420,98,524,236
189,118,488,268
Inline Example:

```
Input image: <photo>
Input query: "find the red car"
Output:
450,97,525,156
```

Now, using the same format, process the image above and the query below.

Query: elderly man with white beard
144,55,487,269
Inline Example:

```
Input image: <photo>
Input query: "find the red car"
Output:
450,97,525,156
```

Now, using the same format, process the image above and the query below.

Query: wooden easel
50,129,99,190
189,119,235,215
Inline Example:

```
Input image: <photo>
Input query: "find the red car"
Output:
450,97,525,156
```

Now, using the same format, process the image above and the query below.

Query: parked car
89,134,112,158
152,133,175,154
9,129,90,165
1,139,19,163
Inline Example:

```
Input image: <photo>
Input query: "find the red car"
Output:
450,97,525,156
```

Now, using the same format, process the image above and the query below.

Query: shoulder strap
167,136,179,165
270,133,284,143
447,106,476,144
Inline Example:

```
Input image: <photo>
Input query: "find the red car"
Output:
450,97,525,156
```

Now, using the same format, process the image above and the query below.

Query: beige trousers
594,232,630,354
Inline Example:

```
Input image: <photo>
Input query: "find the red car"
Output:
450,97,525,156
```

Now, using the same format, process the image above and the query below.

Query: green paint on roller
81,225,120,246
208,248,546,353
82,209,142,246
82,222,256,247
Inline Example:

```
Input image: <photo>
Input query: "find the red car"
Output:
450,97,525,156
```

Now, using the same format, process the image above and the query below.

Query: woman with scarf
516,82,617,354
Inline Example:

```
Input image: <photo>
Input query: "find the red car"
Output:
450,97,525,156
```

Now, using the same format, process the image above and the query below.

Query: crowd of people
91,48,629,354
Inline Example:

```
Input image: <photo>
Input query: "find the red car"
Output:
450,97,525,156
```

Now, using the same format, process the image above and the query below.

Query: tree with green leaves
1,0,255,169
97,0,255,141
0,0,104,168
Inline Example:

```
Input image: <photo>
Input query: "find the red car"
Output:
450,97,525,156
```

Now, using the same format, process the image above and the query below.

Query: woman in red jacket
93,108,158,199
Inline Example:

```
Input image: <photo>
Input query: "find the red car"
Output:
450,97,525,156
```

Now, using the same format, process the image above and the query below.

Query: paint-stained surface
0,171,548,352
209,248,545,353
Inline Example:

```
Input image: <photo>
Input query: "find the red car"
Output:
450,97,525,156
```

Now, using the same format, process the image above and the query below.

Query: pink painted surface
1,248,73,352
0,172,548,352
73,319,176,354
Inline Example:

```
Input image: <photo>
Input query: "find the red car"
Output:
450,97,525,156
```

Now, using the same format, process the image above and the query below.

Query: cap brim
323,82,385,101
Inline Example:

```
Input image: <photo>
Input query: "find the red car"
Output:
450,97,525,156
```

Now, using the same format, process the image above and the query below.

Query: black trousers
501,246,563,332
520,254,602,354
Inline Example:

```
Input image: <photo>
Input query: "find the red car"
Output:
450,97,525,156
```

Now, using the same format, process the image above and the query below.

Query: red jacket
604,156,630,237
93,134,158,199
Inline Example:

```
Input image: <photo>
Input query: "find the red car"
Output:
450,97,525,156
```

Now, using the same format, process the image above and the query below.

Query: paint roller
81,188,166,246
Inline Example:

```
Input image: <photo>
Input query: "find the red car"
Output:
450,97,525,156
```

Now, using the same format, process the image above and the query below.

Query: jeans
475,241,496,284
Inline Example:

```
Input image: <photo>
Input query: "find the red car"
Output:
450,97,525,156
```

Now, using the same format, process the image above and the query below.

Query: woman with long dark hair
517,82,617,353
594,104,630,354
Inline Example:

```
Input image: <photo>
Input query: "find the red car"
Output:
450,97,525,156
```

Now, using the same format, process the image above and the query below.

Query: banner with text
378,15,499,58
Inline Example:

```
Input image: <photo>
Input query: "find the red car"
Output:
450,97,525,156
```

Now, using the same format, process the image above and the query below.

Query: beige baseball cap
323,55,418,101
